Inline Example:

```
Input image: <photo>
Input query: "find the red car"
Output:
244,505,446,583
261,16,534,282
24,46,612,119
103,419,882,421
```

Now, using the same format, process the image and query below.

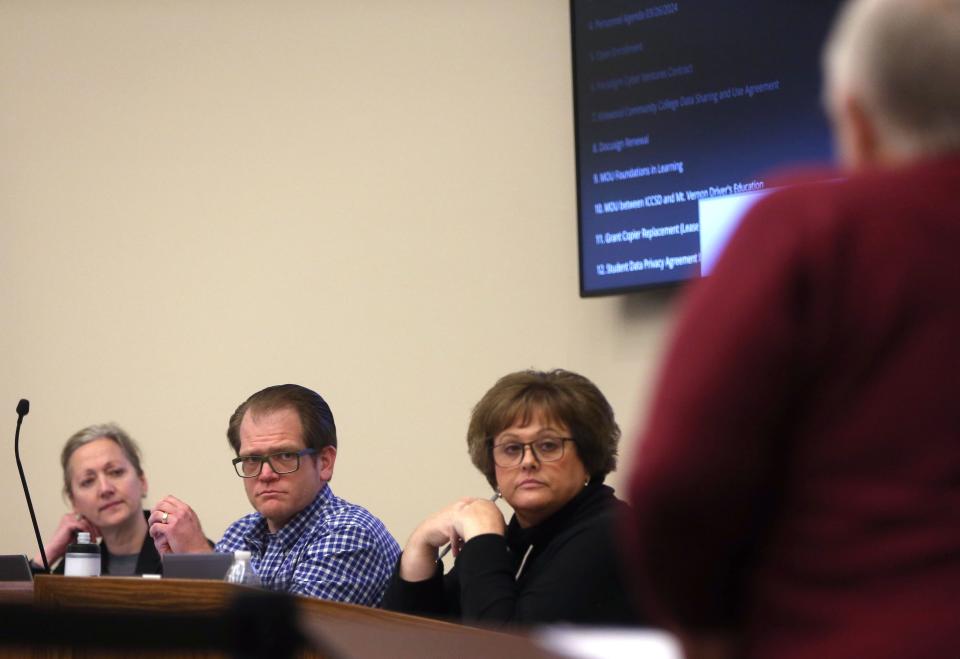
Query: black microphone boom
14,399,48,571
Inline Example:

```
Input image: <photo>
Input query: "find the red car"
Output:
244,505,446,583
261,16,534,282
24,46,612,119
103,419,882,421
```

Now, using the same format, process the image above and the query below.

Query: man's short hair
824,0,960,156
467,369,620,490
226,384,337,455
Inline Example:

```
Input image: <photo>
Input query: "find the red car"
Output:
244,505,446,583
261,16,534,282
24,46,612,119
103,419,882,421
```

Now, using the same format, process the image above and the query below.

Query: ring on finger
161,511,170,524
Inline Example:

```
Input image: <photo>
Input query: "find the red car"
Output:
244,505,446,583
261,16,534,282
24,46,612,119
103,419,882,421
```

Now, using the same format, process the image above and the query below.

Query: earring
584,477,590,487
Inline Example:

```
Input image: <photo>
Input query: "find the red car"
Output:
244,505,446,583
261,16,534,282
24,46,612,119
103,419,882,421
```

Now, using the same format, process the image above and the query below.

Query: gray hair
824,0,960,157
61,423,144,498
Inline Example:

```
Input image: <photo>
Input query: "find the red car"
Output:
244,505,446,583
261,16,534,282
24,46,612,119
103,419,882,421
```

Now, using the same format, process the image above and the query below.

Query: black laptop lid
0,555,33,581
162,552,234,580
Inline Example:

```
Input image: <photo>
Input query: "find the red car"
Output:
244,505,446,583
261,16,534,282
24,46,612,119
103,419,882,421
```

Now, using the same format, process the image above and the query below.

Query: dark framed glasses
232,448,317,478
491,438,574,467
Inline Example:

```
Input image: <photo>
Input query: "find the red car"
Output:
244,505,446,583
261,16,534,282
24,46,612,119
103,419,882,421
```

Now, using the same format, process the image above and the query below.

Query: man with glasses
148,384,400,606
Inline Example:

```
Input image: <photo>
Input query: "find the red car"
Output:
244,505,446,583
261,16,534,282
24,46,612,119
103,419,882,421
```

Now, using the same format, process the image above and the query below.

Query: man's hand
148,495,212,554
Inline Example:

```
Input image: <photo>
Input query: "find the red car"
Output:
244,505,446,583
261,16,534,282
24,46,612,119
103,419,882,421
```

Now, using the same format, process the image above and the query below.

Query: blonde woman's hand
37,512,99,567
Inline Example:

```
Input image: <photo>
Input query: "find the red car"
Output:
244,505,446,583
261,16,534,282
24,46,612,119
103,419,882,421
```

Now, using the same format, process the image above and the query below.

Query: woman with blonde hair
33,423,160,575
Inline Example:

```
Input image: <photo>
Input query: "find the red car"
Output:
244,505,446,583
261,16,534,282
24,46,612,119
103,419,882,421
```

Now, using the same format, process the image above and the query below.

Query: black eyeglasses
232,448,317,478
491,437,574,467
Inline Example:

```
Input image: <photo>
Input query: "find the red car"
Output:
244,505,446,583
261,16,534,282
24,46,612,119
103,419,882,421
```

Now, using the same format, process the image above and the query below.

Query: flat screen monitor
572,1,843,296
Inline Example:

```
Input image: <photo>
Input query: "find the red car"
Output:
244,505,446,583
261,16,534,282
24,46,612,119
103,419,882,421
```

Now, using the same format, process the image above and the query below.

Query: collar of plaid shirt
244,483,332,556
216,482,400,605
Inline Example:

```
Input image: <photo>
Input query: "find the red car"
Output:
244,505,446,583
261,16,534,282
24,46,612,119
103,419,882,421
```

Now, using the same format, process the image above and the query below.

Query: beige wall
0,1,678,558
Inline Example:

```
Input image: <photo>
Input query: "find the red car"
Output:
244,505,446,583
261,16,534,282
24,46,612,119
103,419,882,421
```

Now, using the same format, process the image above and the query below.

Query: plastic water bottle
64,531,101,577
224,550,261,586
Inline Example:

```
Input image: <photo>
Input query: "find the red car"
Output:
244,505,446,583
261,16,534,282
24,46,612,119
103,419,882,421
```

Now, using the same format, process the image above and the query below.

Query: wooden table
0,576,558,659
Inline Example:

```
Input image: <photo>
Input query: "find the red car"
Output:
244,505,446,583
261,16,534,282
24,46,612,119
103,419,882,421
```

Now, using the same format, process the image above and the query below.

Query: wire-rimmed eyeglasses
232,448,317,478
491,437,574,467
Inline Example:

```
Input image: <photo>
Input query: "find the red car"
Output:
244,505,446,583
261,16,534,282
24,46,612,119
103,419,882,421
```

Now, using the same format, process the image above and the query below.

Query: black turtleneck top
382,482,643,626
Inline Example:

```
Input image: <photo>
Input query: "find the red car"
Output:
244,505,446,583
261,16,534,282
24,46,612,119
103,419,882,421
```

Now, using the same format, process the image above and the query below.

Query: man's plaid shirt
216,485,400,606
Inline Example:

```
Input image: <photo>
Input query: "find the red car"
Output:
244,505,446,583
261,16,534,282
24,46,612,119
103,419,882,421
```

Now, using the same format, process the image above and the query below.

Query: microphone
14,399,48,571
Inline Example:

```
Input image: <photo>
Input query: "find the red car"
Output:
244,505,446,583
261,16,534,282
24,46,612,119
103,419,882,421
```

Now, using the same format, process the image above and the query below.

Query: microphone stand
14,400,48,571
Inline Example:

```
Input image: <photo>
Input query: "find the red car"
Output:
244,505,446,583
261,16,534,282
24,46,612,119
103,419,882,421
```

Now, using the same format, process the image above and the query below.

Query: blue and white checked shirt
215,485,400,606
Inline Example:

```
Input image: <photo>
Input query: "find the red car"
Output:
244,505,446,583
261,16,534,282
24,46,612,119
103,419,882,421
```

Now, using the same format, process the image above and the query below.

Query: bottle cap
234,550,251,561
77,532,91,544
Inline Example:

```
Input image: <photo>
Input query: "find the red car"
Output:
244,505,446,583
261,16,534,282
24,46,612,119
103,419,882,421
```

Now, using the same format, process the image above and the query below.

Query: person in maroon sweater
625,0,960,657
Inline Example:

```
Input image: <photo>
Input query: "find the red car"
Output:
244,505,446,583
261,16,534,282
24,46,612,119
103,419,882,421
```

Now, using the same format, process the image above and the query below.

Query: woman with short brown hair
383,369,640,626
